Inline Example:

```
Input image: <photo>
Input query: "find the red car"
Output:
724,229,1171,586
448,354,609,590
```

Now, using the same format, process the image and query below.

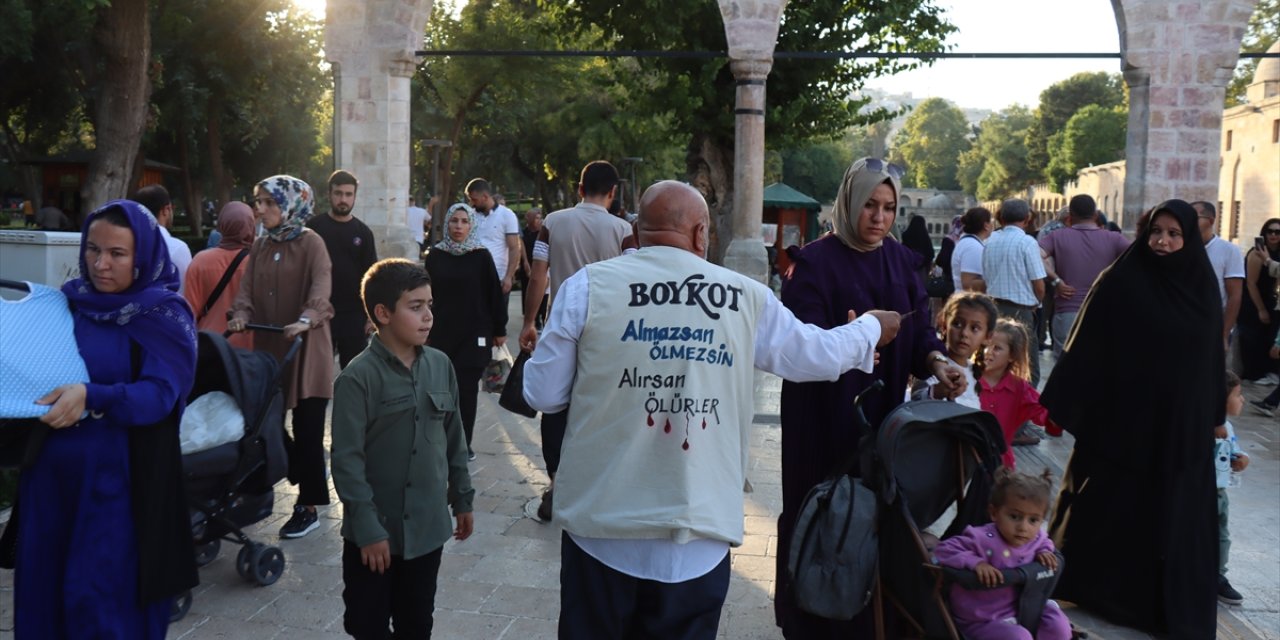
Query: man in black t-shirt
307,169,378,368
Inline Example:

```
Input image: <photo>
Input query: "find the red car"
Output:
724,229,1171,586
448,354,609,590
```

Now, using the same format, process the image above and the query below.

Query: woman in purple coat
775,158,968,638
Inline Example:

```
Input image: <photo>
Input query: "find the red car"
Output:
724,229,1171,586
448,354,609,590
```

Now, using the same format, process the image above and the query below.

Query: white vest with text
555,246,769,546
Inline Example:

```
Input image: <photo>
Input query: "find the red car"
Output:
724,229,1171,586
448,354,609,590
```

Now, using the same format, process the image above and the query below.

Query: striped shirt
982,226,1046,306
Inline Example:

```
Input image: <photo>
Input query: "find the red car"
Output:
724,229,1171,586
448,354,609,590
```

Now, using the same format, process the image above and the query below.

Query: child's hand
361,540,391,574
1214,424,1229,439
1036,551,1059,571
454,511,474,541
975,562,1003,587
1231,454,1250,472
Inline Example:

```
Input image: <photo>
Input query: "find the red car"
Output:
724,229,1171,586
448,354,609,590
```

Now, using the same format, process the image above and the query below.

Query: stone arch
1109,0,1259,231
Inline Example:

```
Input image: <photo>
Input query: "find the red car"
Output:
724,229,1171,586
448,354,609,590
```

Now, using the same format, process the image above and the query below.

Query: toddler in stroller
862,397,1077,639
933,468,1072,639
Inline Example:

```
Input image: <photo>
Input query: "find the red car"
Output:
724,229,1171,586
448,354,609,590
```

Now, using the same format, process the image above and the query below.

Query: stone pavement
1,309,1277,638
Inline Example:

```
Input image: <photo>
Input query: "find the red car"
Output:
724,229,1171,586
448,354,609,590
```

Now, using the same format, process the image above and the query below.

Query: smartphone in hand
1257,235,1267,253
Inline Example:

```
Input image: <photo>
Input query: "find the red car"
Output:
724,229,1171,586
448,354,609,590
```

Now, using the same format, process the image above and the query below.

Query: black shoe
1218,576,1244,605
468,449,477,462
280,505,319,539
1251,399,1278,415
536,489,553,522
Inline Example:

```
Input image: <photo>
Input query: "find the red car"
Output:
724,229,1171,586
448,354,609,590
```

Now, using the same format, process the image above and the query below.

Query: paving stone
245,591,344,631
172,613,284,639
431,609,516,639
435,580,500,613
459,556,560,590
497,616,559,640
479,585,561,620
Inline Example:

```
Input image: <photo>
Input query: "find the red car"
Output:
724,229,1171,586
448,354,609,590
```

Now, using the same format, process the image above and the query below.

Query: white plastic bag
483,344,514,393
180,391,245,454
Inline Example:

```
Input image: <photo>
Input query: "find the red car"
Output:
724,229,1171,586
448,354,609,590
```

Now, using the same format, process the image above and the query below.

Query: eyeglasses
860,157,905,181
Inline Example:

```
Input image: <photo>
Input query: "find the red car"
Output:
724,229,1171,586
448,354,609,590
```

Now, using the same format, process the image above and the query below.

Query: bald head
637,181,709,256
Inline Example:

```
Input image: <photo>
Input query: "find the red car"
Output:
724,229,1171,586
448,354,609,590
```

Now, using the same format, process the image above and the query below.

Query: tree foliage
1226,0,1279,106
1044,104,1126,191
891,97,972,190
1023,71,1125,182
548,0,956,259
957,105,1036,201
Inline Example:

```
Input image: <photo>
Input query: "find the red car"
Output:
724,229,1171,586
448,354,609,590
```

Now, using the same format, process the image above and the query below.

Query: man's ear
692,221,708,257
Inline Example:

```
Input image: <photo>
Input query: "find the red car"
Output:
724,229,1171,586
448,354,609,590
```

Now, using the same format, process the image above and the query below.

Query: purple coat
775,235,945,630
934,523,1056,626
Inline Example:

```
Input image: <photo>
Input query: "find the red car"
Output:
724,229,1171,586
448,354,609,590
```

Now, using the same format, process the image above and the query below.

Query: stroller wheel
236,542,262,581
169,589,192,623
195,539,221,567
251,545,286,586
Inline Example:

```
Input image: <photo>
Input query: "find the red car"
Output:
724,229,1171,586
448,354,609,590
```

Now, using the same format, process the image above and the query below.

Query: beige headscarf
831,157,903,252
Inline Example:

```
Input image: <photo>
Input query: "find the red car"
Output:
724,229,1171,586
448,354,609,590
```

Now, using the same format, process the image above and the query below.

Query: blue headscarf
62,199,196,347
258,174,315,243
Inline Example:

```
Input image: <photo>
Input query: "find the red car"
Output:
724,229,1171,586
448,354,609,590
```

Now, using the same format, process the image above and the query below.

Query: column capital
729,57,774,82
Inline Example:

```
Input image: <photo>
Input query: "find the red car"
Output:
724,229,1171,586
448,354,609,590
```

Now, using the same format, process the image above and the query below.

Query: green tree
957,105,1036,200
1044,104,1127,191
552,0,955,260
891,97,972,190
1024,71,1125,182
1226,0,1279,106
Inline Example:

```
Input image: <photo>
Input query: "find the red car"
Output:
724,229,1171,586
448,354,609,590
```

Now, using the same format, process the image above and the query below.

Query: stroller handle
223,324,305,366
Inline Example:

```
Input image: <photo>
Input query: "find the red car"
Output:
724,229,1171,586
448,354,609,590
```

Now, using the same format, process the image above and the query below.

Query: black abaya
1042,200,1224,639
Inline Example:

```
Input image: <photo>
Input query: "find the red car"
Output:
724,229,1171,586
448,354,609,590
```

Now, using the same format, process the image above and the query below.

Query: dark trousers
541,409,568,477
342,539,442,639
455,364,484,450
332,311,370,369
520,275,547,328
288,397,331,506
558,532,729,640
995,300,1041,388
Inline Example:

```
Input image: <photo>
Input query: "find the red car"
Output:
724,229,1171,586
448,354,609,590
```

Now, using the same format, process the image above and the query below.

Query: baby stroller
860,395,1069,639
171,327,298,620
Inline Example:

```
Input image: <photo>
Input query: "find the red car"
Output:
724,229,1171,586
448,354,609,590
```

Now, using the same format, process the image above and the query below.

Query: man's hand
1055,282,1077,299
1260,309,1272,325
975,561,1003,587
494,336,507,348
502,275,514,295
361,540,391,574
454,512,474,541
864,310,902,347
36,383,87,429
227,317,247,332
1036,551,1059,571
520,324,539,352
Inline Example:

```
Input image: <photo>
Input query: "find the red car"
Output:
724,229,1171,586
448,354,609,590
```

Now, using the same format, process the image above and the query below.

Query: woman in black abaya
1042,199,1223,639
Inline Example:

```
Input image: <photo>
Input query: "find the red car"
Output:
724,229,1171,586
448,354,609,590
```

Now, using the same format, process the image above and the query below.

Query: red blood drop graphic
663,419,672,433
682,439,690,450
647,414,654,427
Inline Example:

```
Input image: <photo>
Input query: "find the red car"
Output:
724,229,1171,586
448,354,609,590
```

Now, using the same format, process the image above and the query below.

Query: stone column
1112,0,1258,231
718,0,787,284
325,0,434,260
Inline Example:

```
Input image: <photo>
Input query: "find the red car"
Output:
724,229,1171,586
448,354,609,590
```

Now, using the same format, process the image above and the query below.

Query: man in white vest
523,181,901,639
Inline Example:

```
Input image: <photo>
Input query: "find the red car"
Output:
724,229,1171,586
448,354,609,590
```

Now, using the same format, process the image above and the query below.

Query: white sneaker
1256,373,1279,386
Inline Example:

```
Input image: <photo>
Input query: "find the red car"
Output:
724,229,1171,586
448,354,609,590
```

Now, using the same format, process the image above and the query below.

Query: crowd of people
1,156,1274,640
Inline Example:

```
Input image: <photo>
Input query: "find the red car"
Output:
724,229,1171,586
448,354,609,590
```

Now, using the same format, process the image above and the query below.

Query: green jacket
331,335,474,559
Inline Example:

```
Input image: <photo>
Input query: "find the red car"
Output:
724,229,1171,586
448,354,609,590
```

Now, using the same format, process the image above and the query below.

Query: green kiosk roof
763,182,821,211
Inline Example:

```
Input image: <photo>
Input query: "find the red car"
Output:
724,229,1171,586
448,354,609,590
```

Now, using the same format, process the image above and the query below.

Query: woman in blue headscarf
18,200,198,637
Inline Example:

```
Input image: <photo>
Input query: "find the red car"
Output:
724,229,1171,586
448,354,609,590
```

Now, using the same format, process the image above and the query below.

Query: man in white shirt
406,196,430,254
523,181,902,639
465,178,520,296
982,198,1046,386
1193,202,1245,349
132,184,192,294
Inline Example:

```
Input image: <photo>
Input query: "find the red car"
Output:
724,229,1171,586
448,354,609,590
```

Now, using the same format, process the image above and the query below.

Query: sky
863,0,1123,111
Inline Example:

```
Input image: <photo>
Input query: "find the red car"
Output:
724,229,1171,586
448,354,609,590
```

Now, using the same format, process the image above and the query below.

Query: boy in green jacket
332,258,474,638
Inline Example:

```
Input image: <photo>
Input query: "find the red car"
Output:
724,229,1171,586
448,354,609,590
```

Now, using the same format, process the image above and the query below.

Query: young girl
976,320,1057,469
920,292,997,408
934,468,1073,640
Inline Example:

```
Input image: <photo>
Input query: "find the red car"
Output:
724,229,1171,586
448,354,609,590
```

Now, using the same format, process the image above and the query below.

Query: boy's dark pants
558,532,729,640
342,539,443,639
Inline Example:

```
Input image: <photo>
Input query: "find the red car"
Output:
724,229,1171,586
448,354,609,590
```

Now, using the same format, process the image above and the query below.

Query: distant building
898,189,971,245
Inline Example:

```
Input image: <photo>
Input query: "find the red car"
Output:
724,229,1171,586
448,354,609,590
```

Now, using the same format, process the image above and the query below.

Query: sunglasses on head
860,157,905,181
